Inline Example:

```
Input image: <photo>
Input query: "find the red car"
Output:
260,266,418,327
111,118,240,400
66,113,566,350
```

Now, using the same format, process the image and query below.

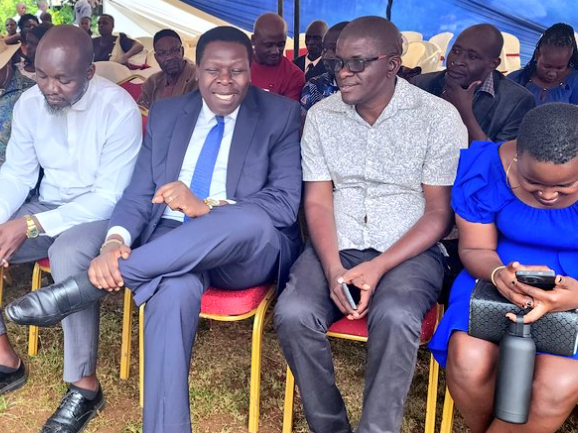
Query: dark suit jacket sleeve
107,104,158,242
492,92,536,142
236,101,302,228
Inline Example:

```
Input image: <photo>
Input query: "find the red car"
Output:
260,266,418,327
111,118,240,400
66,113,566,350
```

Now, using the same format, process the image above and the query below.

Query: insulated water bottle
494,315,536,424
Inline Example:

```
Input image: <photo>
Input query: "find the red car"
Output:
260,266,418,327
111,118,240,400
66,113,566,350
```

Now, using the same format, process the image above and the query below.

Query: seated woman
509,23,578,105
16,25,50,81
92,14,144,65
429,103,578,433
3,14,38,45
0,39,35,166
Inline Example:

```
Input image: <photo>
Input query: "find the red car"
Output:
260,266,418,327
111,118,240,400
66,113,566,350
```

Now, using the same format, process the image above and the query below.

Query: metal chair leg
282,365,296,433
139,303,145,408
28,263,42,357
120,289,134,380
0,268,4,308
440,386,455,433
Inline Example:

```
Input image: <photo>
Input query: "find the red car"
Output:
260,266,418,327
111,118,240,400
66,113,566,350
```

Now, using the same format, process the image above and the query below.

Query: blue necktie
185,115,225,221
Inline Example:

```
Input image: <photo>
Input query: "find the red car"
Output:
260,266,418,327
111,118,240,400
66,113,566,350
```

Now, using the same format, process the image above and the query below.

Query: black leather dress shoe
40,387,104,433
5,277,95,327
0,361,27,395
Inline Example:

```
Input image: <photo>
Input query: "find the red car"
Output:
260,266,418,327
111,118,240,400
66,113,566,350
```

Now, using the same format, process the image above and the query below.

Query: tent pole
277,0,283,17
293,0,300,57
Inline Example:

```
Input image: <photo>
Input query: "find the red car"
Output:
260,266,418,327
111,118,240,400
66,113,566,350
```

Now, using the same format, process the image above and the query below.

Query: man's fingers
119,245,131,260
88,266,99,287
467,80,482,92
356,290,371,316
329,289,349,315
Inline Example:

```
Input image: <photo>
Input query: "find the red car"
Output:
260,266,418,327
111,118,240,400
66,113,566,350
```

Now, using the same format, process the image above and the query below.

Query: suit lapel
165,92,202,184
226,87,259,197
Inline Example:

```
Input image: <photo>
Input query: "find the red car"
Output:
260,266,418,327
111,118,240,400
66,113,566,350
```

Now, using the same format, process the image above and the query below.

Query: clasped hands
493,261,578,324
88,181,210,291
328,260,384,321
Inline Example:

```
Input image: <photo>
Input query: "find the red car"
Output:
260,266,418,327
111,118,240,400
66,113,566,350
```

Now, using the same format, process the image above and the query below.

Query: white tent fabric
103,0,299,59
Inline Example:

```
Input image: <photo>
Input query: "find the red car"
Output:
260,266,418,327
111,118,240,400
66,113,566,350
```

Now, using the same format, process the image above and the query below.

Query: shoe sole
0,370,27,396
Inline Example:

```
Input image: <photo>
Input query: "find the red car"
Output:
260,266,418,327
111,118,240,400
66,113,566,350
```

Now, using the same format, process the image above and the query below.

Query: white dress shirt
107,99,239,246
0,75,142,237
305,55,321,72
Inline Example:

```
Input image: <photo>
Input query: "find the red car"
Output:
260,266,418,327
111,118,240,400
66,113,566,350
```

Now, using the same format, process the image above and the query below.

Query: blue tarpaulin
179,0,578,64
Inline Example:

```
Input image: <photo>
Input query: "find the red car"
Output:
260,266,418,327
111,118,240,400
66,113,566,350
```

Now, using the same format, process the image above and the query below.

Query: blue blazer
108,86,303,290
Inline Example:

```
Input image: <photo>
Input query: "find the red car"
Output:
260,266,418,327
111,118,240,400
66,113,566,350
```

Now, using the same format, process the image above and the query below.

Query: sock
71,273,110,303
0,363,19,374
70,382,99,401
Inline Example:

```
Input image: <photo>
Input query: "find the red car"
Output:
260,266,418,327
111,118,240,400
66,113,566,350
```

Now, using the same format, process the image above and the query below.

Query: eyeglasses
155,46,182,58
323,54,390,73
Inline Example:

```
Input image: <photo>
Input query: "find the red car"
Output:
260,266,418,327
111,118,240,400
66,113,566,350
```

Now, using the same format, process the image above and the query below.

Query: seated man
275,17,467,433
93,14,143,65
251,12,305,101
300,21,348,118
0,25,141,433
293,20,328,81
137,29,198,109
7,26,302,433
0,38,35,166
414,24,535,143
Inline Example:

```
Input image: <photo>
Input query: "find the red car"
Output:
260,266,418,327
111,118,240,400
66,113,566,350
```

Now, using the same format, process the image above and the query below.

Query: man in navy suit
6,26,302,433
294,20,329,81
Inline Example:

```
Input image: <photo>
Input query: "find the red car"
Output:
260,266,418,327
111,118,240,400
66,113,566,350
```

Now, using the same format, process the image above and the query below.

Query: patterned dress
0,68,35,166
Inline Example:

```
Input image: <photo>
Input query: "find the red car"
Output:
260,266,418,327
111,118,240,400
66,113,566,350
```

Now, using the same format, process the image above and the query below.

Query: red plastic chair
127,283,276,433
282,303,444,433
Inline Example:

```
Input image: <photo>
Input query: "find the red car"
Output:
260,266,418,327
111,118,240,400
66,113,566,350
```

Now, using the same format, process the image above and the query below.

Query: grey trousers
274,243,444,433
1,200,108,383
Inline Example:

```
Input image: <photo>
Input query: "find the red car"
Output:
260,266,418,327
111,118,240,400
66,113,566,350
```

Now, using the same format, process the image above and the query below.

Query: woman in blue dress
508,23,578,105
429,103,578,433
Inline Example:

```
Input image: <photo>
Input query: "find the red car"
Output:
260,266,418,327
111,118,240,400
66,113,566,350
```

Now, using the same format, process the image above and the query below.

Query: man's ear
491,56,501,70
86,63,96,80
387,55,402,77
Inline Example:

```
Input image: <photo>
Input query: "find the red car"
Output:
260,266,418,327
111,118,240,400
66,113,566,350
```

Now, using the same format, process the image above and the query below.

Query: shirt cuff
224,199,236,205
0,208,9,225
34,210,65,237
106,226,133,247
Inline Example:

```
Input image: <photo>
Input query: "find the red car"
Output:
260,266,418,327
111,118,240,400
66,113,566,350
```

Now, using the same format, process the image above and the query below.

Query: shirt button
364,215,368,224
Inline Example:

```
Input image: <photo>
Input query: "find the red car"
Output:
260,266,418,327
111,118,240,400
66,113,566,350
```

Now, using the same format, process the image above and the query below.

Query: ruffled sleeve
451,141,513,224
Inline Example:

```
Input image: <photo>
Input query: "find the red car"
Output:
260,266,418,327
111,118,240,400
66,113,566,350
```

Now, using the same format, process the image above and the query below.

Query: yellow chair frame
120,285,276,433
282,304,444,433
25,262,134,381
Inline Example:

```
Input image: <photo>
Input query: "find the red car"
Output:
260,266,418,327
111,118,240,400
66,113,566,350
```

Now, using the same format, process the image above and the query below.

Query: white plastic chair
499,32,521,74
145,51,160,68
418,41,443,74
94,61,131,83
402,42,426,69
401,31,423,43
429,32,454,67
135,36,154,53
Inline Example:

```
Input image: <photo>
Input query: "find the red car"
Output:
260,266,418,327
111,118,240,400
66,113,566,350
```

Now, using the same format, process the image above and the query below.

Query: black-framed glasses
323,54,390,73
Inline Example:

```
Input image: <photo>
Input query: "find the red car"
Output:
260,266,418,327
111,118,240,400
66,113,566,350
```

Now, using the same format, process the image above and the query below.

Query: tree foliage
0,0,76,35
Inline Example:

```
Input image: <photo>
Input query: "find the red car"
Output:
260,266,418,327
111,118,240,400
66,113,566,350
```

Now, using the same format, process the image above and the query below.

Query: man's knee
147,274,205,316
224,205,274,245
274,290,326,339
367,301,422,340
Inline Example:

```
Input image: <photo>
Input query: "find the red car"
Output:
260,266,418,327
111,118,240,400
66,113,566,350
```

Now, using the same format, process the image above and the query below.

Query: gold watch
23,215,39,239
203,198,220,210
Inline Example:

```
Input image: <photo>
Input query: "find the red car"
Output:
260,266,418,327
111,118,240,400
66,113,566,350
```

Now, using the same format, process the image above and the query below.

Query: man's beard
43,81,90,116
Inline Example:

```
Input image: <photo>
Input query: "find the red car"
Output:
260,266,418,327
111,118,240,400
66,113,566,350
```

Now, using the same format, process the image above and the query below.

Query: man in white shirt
293,20,329,81
6,26,302,433
0,25,141,433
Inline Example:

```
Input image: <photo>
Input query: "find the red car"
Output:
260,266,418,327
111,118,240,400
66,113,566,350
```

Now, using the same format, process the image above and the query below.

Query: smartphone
515,270,556,290
341,283,358,310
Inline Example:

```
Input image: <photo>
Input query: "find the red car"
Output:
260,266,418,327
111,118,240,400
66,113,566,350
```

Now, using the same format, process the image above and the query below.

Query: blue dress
508,69,578,105
429,141,578,367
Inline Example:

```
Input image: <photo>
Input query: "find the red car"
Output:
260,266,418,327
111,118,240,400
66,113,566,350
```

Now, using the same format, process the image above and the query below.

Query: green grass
0,264,576,432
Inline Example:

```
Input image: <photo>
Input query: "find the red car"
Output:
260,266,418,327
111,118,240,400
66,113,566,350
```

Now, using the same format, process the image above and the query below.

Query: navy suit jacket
294,54,327,81
108,86,302,290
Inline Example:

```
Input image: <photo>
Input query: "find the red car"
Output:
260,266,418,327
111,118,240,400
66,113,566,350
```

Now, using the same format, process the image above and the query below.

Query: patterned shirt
0,68,35,166
301,78,468,252
300,72,339,118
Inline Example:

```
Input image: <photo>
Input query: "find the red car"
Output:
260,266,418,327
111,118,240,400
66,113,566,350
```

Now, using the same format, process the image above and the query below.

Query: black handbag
468,279,578,356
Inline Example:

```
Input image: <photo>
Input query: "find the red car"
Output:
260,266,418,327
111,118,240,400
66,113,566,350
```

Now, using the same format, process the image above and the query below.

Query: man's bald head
252,13,287,65
37,25,94,69
459,24,503,58
16,3,26,15
306,20,328,37
35,25,95,113
304,20,328,60
253,12,286,35
339,16,403,57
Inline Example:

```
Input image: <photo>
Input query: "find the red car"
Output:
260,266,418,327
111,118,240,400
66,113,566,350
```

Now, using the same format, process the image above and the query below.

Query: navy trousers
120,204,281,433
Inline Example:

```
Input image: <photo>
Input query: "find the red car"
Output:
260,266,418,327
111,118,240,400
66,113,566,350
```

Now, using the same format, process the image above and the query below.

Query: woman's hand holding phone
508,275,578,324
493,262,536,309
